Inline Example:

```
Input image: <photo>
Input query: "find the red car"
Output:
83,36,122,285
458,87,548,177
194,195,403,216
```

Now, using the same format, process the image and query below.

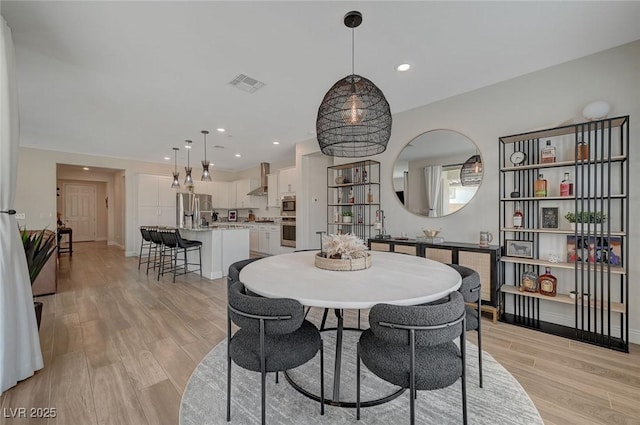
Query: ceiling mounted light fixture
171,147,180,189
316,11,392,157
200,130,212,181
184,140,194,188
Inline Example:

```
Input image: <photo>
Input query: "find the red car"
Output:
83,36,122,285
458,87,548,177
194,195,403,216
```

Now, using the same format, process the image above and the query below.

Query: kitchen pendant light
316,11,392,157
201,130,212,181
184,140,194,188
171,147,180,189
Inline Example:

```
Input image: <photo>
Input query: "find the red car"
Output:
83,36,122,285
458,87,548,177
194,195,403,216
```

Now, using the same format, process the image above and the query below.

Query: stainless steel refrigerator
176,192,213,228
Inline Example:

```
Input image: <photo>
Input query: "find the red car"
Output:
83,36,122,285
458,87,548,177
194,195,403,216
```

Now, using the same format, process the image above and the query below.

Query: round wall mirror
392,130,483,217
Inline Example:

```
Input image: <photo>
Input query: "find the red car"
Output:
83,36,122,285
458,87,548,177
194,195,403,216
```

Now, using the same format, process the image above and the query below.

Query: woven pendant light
316,11,392,157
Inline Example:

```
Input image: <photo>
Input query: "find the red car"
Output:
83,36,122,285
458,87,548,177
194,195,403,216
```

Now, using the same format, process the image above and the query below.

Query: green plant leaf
20,226,57,285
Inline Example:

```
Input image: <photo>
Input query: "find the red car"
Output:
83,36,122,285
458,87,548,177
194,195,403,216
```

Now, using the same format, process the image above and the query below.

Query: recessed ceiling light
164,156,171,161
235,154,241,158
217,128,225,133
83,167,90,171
273,141,280,145
396,63,411,72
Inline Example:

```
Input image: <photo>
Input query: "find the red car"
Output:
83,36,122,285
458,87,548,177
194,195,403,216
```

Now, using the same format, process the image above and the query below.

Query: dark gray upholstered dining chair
448,263,483,388
356,291,467,425
227,281,324,425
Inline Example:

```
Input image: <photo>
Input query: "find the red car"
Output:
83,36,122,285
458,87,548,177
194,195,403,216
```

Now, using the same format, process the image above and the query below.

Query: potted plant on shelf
564,211,607,230
342,211,353,223
20,227,57,330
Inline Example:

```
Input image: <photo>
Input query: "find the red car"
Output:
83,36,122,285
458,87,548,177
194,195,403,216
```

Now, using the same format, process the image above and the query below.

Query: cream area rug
180,330,543,425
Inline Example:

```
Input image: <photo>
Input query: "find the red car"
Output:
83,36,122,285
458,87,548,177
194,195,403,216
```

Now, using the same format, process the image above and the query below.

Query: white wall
296,41,640,342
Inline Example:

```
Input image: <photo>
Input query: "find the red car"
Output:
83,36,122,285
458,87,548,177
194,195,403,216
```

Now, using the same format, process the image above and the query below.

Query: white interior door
64,183,96,242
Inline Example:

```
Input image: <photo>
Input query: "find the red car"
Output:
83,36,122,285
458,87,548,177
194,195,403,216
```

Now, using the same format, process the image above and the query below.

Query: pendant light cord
351,27,355,76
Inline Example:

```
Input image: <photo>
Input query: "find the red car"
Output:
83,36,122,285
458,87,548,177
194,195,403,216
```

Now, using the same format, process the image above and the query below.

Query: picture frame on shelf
228,210,237,222
540,207,559,229
505,239,533,258
566,235,622,265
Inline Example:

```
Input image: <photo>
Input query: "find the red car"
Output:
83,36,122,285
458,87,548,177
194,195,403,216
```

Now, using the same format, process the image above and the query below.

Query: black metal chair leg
409,330,416,425
226,314,232,422
461,326,468,425
319,342,325,415
226,353,232,422
157,245,164,281
356,344,361,420
173,247,178,283
275,371,279,384
478,299,483,388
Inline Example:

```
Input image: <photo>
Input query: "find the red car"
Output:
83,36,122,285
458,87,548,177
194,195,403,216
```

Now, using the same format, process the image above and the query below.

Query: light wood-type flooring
1,242,639,425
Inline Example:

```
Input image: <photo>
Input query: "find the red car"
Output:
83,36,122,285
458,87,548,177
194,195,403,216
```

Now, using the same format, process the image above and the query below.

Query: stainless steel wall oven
280,218,296,248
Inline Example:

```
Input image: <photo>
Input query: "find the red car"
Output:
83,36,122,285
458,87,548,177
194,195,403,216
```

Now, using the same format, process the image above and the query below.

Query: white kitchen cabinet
137,174,176,228
267,173,280,207
212,181,231,209
233,179,258,209
267,226,280,254
250,224,280,255
278,167,296,196
249,228,259,252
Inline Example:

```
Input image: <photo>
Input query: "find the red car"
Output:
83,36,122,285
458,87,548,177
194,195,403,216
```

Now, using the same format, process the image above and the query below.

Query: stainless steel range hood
247,162,270,196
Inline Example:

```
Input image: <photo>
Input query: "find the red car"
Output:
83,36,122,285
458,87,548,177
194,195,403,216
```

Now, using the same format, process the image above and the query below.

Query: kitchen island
179,227,250,280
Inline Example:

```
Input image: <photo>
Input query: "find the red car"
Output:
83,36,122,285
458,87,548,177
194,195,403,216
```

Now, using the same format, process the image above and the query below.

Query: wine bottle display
534,174,547,197
560,172,573,196
540,139,556,163
513,201,523,228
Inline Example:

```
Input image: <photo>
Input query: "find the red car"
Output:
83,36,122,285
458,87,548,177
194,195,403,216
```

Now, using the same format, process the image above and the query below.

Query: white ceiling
3,1,640,172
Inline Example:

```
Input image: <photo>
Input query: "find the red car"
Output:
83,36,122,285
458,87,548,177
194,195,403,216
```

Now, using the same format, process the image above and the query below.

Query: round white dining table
240,250,462,309
239,250,462,406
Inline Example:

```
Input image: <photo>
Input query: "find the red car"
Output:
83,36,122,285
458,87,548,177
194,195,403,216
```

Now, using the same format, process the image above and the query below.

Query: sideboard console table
368,238,501,322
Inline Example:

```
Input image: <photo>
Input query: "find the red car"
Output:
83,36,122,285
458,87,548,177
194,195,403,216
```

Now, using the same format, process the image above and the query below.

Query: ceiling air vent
228,74,265,93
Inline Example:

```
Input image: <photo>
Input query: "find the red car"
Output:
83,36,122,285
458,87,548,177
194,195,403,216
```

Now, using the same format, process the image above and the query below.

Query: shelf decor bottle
538,267,557,297
520,266,539,293
540,139,556,163
362,168,368,183
560,172,573,196
577,135,589,160
354,168,360,184
348,188,355,204
367,188,374,203
513,201,523,228
534,174,548,197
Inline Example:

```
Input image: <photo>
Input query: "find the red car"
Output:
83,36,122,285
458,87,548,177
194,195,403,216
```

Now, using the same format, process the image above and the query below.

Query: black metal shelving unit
327,160,380,241
498,116,629,352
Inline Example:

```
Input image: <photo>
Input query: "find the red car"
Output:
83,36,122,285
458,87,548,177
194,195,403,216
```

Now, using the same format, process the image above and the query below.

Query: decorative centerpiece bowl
315,233,371,271
423,229,440,238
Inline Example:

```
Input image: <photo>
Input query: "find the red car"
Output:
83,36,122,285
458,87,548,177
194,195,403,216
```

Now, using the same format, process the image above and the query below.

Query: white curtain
403,171,409,206
423,166,442,217
0,17,43,393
